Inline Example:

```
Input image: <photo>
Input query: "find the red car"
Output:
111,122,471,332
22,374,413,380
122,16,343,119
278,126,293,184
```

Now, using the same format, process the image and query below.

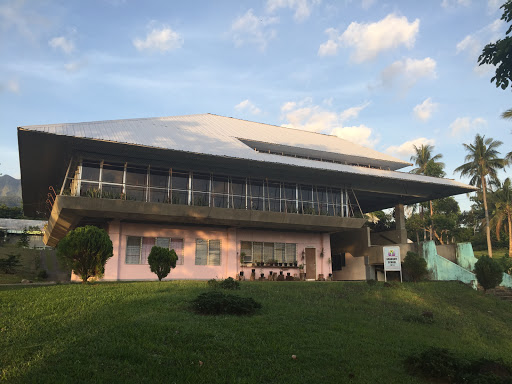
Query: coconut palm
410,144,445,241
454,134,506,258
490,178,512,258
502,108,512,120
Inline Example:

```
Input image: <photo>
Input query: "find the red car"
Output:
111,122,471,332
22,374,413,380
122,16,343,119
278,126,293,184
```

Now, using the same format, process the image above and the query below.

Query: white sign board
383,246,401,272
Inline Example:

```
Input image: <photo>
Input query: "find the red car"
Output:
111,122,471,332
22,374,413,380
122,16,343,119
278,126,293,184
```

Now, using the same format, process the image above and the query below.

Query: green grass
473,248,509,258
0,245,42,284
1,281,511,383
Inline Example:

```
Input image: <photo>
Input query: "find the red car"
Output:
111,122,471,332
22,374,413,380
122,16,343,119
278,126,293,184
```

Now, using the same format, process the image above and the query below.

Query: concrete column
226,227,237,278
104,220,121,280
395,203,407,244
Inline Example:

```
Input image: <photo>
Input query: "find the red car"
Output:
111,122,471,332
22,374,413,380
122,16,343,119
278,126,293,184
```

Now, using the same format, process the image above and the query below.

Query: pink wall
71,222,331,281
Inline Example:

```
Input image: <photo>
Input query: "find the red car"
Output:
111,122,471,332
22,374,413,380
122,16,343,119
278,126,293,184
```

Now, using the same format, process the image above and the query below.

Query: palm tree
410,144,445,241
454,134,506,258
490,178,512,258
502,108,512,120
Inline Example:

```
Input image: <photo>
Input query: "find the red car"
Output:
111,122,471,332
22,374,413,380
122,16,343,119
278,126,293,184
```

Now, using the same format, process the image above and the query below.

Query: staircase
483,286,512,302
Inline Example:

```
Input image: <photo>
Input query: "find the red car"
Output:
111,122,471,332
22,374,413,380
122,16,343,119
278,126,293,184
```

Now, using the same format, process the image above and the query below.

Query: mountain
0,175,22,207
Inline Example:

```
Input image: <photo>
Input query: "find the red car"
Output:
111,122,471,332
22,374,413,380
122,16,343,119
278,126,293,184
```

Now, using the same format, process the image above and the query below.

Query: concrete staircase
483,286,512,302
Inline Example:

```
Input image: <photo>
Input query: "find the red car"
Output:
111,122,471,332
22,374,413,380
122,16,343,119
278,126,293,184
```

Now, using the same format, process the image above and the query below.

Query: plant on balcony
57,225,113,283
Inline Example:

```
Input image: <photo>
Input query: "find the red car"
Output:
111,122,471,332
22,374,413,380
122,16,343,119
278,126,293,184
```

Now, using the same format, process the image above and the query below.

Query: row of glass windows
66,160,357,217
125,237,220,266
240,241,297,264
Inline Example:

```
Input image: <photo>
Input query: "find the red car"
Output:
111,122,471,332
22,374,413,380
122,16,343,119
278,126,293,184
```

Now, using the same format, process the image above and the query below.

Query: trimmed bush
192,291,261,315
402,251,428,282
0,253,21,274
148,246,178,281
57,226,113,283
219,277,240,290
497,256,512,275
474,256,503,291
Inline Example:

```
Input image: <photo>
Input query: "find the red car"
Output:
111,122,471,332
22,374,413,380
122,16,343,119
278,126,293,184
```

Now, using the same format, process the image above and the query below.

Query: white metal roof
20,113,411,171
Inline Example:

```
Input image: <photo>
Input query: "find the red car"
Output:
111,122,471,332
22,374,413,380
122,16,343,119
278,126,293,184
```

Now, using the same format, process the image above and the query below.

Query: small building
0,218,48,248
17,114,475,280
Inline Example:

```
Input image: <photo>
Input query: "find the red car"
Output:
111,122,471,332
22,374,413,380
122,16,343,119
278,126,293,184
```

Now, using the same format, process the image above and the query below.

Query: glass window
171,170,189,205
263,242,274,263
248,179,264,211
282,183,297,213
195,239,221,266
102,163,124,184
212,176,229,208
266,181,280,212
126,166,147,187
300,185,314,214
141,237,155,264
80,182,100,197
240,241,252,263
126,236,141,264
285,243,296,264
149,189,168,203
315,187,328,216
155,237,170,249
274,243,285,263
328,188,341,217
150,168,169,189
81,161,101,181
192,173,210,207
253,242,263,263
231,178,246,209
170,238,184,265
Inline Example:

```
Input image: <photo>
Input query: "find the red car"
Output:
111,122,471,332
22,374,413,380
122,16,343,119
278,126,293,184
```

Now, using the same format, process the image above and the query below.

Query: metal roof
19,113,411,171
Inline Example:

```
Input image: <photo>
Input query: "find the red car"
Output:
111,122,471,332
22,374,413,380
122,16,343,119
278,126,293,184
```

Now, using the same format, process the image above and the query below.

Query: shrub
57,226,113,283
148,246,178,281
402,251,428,282
192,291,261,316
207,278,219,288
497,256,512,275
474,256,503,291
0,253,21,274
37,269,49,280
219,277,240,290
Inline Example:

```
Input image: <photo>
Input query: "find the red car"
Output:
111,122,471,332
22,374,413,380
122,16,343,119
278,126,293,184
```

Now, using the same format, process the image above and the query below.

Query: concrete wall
331,228,370,257
74,222,330,281
436,244,456,263
332,253,366,281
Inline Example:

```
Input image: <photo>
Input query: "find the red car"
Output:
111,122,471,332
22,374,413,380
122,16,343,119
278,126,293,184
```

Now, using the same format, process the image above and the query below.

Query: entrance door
305,248,316,280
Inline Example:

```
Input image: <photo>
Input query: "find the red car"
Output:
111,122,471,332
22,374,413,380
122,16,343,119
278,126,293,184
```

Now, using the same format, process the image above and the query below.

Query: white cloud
361,0,376,10
379,57,437,90
64,60,87,73
235,99,261,115
487,0,501,13
456,35,480,56
266,0,320,22
0,79,20,93
49,36,75,54
441,0,471,8
231,9,279,51
318,14,420,62
386,137,435,159
449,117,486,136
279,98,378,147
133,25,183,53
331,125,379,148
413,98,438,121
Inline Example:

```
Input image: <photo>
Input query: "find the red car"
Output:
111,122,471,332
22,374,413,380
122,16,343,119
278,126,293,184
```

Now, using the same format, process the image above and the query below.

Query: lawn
1,281,511,383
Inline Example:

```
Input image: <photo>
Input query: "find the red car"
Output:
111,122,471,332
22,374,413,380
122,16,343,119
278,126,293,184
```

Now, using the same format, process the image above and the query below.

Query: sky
0,0,511,212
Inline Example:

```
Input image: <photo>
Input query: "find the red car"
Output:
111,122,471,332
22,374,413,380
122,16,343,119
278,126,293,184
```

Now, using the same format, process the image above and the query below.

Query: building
18,114,475,281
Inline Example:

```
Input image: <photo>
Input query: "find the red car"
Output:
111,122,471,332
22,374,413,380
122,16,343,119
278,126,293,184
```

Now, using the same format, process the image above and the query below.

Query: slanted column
395,203,407,244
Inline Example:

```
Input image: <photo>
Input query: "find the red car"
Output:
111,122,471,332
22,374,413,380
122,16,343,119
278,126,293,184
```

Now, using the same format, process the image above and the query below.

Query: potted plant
293,261,298,267
240,252,246,266
278,262,282,267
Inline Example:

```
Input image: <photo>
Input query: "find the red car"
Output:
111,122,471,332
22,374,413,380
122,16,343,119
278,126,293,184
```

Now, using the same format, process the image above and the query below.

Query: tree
474,255,503,291
17,228,30,248
402,251,428,282
489,178,512,257
410,144,445,240
431,197,460,245
56,225,113,283
455,134,507,258
148,246,178,281
478,1,512,90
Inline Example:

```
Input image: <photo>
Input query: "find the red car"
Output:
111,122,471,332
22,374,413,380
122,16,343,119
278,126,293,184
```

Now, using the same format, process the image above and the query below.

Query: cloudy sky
1,0,511,211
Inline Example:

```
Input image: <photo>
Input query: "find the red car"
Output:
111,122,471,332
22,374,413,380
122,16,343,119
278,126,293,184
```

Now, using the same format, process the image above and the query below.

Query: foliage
37,269,49,280
431,197,461,245
474,255,503,291
497,256,512,275
489,178,512,257
405,347,512,383
148,246,177,281
219,277,240,290
0,253,21,274
56,225,113,283
455,134,507,258
366,210,395,232
402,251,428,282
0,204,23,219
478,1,512,90
191,291,261,315
410,144,444,176
16,228,30,248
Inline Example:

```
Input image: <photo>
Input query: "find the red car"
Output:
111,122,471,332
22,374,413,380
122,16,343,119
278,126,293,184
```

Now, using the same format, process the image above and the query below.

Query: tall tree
410,144,445,241
478,0,512,90
454,134,506,258
490,178,512,257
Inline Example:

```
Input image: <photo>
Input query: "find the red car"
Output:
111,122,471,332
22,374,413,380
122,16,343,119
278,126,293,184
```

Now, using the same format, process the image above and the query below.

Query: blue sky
1,0,511,211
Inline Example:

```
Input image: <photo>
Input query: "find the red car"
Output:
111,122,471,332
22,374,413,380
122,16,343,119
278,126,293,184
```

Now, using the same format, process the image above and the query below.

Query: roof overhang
18,129,476,218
